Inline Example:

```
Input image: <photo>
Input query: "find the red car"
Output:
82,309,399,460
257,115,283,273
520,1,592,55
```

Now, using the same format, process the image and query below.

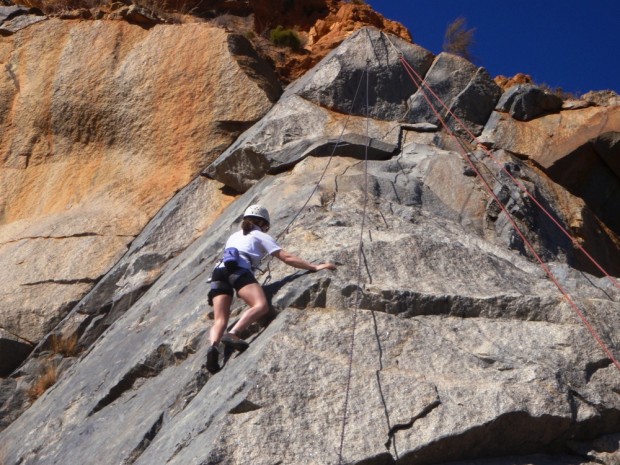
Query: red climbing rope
396,51,620,294
384,34,620,371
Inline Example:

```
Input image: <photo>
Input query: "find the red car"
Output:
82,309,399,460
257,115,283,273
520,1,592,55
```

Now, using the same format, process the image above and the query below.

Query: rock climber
206,204,337,373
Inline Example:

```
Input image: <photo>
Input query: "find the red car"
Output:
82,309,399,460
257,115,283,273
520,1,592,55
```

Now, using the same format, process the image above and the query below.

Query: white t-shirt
219,226,281,271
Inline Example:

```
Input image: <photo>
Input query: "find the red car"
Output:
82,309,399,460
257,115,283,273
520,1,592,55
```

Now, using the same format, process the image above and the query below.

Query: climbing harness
223,247,242,271
207,266,255,306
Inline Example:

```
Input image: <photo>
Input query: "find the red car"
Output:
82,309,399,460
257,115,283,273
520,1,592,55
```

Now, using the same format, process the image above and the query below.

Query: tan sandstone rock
480,105,620,169
0,19,278,352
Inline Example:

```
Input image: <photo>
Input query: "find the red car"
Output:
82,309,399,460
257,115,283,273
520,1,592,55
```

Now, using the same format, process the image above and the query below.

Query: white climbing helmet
243,204,270,225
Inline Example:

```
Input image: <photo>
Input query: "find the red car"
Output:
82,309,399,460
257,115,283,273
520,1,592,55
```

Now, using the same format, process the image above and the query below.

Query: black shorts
208,266,258,305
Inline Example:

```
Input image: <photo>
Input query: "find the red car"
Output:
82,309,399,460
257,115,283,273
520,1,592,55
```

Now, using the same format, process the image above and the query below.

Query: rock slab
0,20,279,365
1,145,619,465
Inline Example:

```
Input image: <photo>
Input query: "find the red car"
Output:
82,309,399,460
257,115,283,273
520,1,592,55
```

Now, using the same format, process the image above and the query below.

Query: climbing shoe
206,345,220,374
221,333,250,352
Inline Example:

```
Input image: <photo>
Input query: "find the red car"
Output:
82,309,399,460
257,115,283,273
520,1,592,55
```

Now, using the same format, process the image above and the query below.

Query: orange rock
0,20,277,344
252,1,412,83
494,73,534,91
480,105,620,276
481,106,620,169
307,2,411,59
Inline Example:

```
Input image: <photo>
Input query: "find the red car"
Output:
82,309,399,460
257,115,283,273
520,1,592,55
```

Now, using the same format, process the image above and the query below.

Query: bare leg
230,283,269,334
210,294,232,345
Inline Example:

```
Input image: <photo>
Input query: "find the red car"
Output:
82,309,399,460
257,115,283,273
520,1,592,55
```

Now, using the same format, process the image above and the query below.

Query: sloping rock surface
0,18,619,465
407,52,502,136
1,145,619,465
286,27,433,120
0,19,279,370
206,28,501,193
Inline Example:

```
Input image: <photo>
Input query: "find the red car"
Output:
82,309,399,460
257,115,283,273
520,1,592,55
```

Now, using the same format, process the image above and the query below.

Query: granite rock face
205,29,502,193
407,52,502,136
1,145,619,465
0,22,619,465
203,90,407,193
0,19,279,371
286,27,434,121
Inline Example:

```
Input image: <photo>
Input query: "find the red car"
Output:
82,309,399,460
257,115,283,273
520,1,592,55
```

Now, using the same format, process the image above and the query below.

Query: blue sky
367,1,619,95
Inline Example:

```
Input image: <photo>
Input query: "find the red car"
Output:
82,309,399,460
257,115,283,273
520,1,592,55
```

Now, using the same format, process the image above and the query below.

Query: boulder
286,27,434,121
496,84,563,121
204,93,404,192
205,27,437,193
0,20,279,365
479,106,620,169
407,52,502,137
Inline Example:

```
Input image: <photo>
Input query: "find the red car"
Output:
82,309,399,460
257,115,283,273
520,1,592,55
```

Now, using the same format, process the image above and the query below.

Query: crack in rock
88,344,188,416
1,232,136,247
167,364,210,419
384,398,442,451
122,412,164,465
228,399,262,414
21,278,99,286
